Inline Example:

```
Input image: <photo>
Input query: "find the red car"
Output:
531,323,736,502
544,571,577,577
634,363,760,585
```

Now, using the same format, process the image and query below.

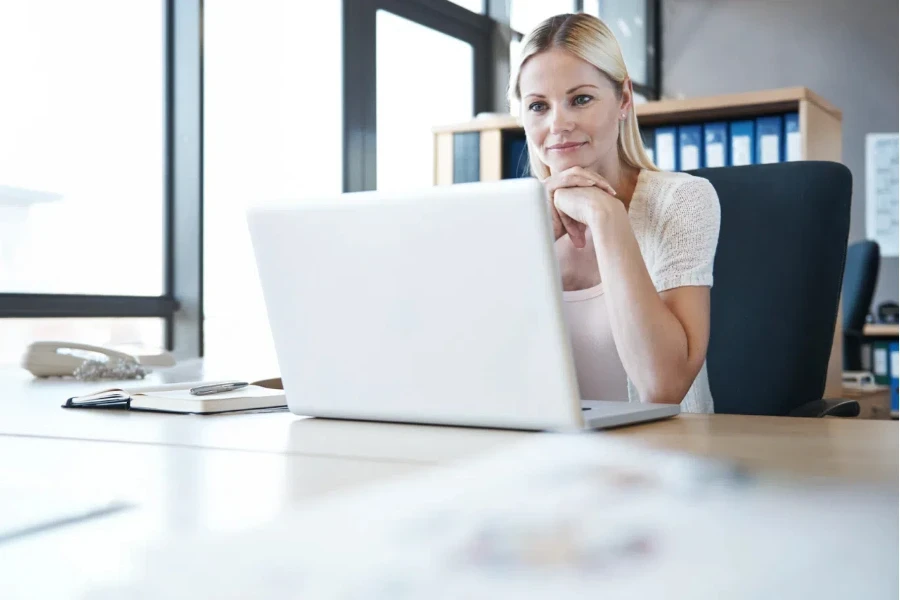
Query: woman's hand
553,173,625,230
542,167,616,248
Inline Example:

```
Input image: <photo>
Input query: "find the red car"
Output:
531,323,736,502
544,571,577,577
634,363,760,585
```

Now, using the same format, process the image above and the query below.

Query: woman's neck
590,161,642,209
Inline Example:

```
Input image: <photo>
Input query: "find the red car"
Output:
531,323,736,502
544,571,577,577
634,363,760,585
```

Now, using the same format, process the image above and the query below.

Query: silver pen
189,380,250,396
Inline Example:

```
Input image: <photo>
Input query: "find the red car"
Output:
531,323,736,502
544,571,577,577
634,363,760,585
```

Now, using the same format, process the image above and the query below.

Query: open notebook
62,378,286,414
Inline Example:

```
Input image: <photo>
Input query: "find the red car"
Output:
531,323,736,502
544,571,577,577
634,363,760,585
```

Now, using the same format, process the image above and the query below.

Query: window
510,0,576,35
447,0,484,13
0,0,169,365
509,38,524,115
592,0,649,85
0,1,164,296
376,10,474,191
203,0,342,370
343,0,492,192
583,0,600,15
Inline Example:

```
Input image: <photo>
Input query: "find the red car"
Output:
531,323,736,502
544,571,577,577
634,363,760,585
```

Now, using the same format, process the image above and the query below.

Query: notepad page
137,386,284,402
119,380,241,395
129,385,286,413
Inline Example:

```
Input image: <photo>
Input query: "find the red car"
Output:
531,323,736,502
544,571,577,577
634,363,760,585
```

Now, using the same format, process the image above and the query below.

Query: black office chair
841,241,880,370
688,162,858,417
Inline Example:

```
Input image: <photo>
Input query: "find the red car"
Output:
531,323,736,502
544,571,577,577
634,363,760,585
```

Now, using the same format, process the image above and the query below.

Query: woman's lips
548,142,586,152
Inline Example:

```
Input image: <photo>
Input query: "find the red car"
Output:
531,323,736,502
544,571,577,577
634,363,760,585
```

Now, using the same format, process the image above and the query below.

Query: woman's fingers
543,173,597,248
551,202,585,247
561,167,617,196
559,211,586,248
549,202,567,240
548,174,597,194
543,167,615,248
553,189,589,247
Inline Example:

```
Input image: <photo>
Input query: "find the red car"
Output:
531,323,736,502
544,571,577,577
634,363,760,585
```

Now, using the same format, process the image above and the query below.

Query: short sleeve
651,177,721,292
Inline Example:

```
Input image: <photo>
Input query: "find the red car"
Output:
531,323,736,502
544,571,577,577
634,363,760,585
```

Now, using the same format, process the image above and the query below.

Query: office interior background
0,0,897,373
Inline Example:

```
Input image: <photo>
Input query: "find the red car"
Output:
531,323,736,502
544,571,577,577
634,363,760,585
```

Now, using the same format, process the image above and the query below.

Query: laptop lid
247,179,584,430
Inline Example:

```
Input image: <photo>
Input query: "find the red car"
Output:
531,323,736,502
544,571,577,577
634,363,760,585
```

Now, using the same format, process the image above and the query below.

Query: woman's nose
549,106,575,134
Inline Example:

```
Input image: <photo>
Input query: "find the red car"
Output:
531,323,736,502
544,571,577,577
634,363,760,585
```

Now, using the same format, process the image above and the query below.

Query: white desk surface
2,364,898,482
0,434,427,599
2,361,897,599
0,364,528,464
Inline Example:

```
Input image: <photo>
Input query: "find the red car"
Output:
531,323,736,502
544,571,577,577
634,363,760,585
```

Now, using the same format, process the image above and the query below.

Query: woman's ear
619,77,634,118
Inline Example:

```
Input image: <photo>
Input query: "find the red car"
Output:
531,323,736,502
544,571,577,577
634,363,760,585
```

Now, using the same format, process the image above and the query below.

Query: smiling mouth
548,142,586,152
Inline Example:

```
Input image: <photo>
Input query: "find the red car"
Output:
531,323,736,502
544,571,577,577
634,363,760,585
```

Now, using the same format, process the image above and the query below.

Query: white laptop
246,178,679,431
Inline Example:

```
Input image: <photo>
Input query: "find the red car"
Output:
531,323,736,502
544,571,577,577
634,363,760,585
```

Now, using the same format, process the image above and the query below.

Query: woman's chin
548,157,593,173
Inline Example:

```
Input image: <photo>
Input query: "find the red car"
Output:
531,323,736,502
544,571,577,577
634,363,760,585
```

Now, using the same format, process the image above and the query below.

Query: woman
509,13,720,413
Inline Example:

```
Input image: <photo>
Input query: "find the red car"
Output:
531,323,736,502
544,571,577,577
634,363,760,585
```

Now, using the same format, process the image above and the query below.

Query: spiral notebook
62,378,286,415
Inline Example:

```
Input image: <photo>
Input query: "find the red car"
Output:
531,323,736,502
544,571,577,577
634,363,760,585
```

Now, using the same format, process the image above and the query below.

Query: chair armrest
788,399,861,418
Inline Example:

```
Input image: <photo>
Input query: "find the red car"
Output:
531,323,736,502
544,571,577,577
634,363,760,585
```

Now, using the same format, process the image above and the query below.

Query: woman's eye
573,95,593,106
528,102,547,112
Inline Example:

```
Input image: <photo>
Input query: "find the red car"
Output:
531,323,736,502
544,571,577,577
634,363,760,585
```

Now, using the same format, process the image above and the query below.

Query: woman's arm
553,181,718,404
588,206,709,404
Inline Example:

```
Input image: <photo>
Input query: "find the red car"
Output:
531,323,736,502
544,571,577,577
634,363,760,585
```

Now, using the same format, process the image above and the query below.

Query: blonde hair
508,13,659,179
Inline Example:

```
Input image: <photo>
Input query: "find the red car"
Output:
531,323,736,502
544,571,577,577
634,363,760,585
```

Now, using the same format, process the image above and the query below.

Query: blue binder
729,120,755,166
502,135,530,179
678,125,703,171
891,342,898,417
654,126,678,171
784,112,801,161
755,115,784,164
703,122,728,168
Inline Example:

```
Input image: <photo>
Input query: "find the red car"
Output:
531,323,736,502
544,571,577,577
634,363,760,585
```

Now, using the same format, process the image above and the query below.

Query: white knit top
560,169,721,414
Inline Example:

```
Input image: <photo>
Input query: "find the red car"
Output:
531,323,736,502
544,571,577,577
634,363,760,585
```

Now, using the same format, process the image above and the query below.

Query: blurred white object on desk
85,433,897,599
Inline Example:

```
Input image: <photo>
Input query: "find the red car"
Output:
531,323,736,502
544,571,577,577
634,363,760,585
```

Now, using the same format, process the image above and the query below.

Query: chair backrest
841,240,880,332
688,162,851,416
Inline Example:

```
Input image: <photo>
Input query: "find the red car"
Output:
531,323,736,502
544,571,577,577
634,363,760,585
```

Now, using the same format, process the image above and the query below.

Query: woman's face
518,48,627,175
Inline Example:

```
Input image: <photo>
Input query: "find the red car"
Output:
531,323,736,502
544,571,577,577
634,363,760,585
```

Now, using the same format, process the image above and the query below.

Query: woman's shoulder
631,169,721,241
639,170,718,208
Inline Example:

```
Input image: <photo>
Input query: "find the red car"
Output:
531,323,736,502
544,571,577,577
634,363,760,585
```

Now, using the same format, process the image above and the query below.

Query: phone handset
22,341,176,378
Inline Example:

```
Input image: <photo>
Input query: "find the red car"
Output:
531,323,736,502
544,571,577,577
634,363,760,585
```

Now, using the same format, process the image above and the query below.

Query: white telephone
22,341,177,379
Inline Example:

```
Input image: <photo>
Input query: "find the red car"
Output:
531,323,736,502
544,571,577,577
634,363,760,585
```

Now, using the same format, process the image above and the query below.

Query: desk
0,435,427,599
1,364,897,598
1,367,897,483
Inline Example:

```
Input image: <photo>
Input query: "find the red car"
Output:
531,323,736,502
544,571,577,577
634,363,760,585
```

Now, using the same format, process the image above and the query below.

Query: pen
189,381,250,396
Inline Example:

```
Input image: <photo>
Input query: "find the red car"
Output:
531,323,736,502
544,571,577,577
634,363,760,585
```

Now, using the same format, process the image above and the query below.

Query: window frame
342,0,495,193
0,0,202,357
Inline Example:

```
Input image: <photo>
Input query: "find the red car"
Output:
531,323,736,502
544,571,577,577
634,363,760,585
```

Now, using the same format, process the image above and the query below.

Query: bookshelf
432,86,846,398
433,86,841,183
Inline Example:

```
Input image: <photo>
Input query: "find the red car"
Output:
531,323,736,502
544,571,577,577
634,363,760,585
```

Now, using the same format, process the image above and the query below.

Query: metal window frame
0,0,203,358
166,0,204,358
0,295,178,319
343,0,495,193
646,0,661,100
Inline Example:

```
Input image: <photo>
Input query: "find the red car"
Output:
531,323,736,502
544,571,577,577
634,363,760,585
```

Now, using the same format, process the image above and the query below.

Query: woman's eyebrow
523,84,601,99
565,84,601,94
